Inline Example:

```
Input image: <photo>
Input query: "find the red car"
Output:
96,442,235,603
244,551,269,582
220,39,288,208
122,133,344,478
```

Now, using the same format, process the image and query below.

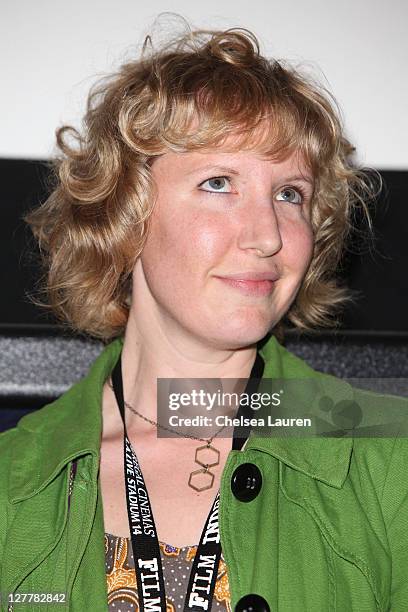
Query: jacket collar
254,335,354,489
9,334,353,502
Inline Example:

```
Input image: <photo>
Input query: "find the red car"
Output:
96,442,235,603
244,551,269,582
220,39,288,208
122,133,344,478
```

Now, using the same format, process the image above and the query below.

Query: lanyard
111,350,264,612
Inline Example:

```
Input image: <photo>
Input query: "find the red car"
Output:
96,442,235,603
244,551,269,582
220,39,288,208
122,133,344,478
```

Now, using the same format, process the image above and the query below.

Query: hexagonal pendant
195,444,220,469
188,468,215,492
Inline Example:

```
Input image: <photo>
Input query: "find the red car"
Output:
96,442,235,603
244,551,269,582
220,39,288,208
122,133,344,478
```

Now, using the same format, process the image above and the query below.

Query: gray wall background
1,0,407,168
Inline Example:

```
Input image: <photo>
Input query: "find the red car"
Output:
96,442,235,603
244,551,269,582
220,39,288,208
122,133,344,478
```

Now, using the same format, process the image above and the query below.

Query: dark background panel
2,159,55,325
1,159,407,331
340,170,407,331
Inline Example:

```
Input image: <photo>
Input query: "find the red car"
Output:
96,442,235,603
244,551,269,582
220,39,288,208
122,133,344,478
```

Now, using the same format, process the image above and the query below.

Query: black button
231,463,262,502
235,593,270,612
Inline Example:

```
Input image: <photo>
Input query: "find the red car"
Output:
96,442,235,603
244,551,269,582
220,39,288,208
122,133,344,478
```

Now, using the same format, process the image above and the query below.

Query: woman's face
132,144,315,349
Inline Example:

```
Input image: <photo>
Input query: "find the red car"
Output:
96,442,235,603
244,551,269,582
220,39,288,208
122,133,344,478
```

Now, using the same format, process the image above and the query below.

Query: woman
1,23,407,612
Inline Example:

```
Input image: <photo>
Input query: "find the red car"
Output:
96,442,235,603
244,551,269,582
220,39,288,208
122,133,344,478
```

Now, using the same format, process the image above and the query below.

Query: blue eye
199,176,232,193
276,187,303,205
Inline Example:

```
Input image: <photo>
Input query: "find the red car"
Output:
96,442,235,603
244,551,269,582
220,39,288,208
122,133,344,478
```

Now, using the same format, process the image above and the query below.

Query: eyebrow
187,165,240,176
187,164,314,185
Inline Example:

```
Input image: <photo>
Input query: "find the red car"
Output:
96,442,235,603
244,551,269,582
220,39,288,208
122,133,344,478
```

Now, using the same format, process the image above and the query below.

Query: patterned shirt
102,349,257,610
105,532,231,611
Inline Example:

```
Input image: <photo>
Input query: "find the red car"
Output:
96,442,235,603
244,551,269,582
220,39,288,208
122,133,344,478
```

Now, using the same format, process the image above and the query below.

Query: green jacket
0,336,407,611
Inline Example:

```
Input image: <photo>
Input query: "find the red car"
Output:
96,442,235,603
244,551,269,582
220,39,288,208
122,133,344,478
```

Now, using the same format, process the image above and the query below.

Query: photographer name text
167,415,311,428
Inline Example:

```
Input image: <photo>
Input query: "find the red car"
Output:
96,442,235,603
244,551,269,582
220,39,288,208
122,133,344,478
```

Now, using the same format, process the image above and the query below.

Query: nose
238,200,283,257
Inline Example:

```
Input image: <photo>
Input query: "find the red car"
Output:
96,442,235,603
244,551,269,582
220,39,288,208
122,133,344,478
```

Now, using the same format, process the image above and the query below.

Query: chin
201,314,276,350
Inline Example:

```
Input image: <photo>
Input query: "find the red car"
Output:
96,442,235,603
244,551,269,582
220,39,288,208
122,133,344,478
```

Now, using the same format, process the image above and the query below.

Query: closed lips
215,272,279,281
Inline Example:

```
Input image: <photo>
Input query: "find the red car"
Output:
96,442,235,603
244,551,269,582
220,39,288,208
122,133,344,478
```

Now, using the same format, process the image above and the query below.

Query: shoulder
349,386,408,511
0,335,123,451
0,338,123,524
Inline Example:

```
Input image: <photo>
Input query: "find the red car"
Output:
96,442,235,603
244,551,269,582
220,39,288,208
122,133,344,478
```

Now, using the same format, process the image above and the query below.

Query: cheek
142,209,231,282
187,217,230,265
282,221,314,275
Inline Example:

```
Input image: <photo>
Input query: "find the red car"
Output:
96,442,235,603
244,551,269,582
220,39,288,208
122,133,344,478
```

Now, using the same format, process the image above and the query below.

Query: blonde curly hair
25,22,377,341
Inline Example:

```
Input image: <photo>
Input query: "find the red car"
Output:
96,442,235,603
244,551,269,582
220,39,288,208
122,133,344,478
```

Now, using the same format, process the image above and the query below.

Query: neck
118,300,258,433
